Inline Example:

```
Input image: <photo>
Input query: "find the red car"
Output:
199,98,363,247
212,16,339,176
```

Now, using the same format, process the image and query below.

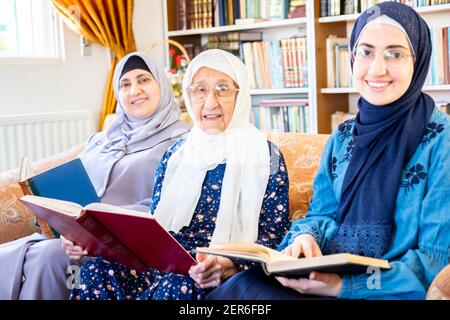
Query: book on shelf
331,111,357,131
196,242,390,276
319,0,450,17
279,36,308,88
208,31,263,42
205,32,263,53
18,157,100,238
437,101,450,115
269,0,289,20
20,195,197,275
175,0,188,30
326,35,349,88
252,98,309,133
335,43,351,87
426,26,450,86
288,0,306,19
180,0,268,29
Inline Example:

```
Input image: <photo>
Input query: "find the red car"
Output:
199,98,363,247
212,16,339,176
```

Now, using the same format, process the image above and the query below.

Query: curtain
51,0,137,128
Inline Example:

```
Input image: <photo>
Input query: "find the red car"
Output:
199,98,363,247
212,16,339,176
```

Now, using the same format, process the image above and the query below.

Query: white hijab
153,49,271,244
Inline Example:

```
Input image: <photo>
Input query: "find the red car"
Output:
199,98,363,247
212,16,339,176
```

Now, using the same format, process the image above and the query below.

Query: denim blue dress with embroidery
279,107,450,300
70,139,290,300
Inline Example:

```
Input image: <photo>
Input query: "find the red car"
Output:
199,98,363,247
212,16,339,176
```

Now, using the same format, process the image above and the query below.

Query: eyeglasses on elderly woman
187,83,240,102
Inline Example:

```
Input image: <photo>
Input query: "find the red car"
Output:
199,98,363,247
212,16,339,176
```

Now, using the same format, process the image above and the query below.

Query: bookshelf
316,1,450,116
162,1,450,134
321,84,450,94
250,88,310,95
167,17,308,36
318,3,450,23
163,0,320,133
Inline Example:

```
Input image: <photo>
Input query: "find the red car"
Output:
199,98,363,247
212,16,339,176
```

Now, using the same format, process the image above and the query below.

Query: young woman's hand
276,272,342,297
282,233,323,258
60,235,88,260
188,253,239,289
279,234,341,296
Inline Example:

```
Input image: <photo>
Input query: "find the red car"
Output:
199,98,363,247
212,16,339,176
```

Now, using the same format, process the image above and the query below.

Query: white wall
133,0,166,67
0,25,110,127
0,0,166,125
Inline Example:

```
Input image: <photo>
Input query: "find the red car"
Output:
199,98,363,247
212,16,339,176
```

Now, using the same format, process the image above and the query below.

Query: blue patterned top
278,108,450,299
151,139,291,270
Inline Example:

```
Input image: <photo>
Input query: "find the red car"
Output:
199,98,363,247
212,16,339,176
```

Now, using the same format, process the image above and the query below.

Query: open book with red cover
20,195,197,275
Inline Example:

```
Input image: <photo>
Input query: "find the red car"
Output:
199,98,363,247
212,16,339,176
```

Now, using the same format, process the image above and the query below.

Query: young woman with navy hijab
207,2,450,300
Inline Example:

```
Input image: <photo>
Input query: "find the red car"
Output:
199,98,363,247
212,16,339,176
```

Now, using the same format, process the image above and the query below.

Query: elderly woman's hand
189,253,239,289
60,235,88,260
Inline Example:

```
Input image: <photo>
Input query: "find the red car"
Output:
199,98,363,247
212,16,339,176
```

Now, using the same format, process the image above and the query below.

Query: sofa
0,132,448,299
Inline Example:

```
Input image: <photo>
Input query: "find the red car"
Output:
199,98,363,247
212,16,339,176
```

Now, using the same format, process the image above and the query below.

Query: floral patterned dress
70,140,290,300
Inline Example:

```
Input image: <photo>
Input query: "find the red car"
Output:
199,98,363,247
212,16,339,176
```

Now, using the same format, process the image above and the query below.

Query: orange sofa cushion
267,133,329,221
0,134,329,244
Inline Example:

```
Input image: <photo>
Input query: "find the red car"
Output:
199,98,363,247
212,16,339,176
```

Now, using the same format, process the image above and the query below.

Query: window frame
0,0,65,63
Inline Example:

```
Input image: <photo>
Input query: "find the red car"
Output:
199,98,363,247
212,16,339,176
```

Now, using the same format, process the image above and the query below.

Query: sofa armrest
0,143,84,244
427,264,450,300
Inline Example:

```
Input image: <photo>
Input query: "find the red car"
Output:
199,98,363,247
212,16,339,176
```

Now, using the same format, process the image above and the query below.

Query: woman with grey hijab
0,52,190,300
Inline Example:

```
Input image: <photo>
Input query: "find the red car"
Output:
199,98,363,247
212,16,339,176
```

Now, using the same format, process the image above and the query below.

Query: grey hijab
106,51,182,152
79,52,190,200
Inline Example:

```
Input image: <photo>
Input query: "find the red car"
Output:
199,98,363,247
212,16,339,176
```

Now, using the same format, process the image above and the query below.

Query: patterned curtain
51,0,137,128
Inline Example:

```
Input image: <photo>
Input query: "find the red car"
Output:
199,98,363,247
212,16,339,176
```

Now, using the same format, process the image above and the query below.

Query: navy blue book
19,157,99,238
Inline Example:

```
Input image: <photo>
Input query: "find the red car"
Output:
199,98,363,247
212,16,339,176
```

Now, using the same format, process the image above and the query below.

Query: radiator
0,110,97,171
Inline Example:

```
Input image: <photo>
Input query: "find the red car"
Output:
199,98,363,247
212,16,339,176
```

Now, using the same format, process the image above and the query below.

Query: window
0,0,62,60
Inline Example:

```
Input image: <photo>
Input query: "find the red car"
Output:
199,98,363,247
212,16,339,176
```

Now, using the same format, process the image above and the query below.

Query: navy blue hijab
328,2,435,258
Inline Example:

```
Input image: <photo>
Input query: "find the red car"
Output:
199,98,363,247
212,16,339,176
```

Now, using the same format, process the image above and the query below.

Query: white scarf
153,49,271,243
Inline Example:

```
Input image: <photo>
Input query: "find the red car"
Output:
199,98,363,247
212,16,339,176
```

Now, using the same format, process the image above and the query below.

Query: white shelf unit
321,87,358,94
321,85,450,94
318,3,450,23
167,17,308,36
250,88,310,95
162,0,319,133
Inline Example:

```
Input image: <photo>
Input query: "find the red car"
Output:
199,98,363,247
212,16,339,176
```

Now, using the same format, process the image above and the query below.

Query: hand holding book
276,235,342,297
275,268,343,297
20,195,197,275
189,252,240,289
60,235,88,260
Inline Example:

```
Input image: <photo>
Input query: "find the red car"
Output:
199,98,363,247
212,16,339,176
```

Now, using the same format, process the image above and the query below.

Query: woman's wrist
218,257,239,281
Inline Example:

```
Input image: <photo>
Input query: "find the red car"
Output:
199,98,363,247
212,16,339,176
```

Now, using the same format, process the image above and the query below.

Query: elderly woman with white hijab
208,2,450,300
0,52,190,300
70,49,291,300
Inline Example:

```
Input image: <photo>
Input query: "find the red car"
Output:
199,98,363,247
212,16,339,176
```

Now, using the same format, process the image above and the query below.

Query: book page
205,243,296,263
18,156,32,181
21,195,83,217
85,203,153,219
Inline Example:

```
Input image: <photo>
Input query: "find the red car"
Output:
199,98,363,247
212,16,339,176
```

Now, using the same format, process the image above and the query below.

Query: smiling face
188,67,238,134
117,69,161,119
352,23,414,106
